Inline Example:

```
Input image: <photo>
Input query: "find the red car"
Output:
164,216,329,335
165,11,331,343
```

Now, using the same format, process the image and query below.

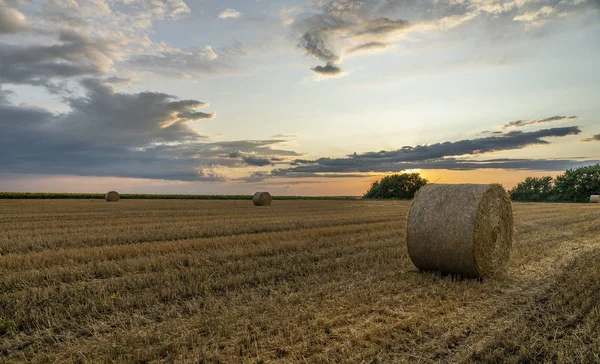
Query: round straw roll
406,184,513,278
253,192,272,206
105,191,120,202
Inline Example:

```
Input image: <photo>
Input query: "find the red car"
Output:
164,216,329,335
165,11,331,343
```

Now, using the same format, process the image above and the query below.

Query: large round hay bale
253,192,272,206
105,191,120,202
590,195,599,203
406,184,513,278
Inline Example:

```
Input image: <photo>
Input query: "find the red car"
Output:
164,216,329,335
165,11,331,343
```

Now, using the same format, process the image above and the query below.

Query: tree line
509,164,600,202
364,164,600,202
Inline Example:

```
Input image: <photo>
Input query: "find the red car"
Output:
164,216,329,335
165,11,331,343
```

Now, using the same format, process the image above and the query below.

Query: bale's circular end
253,192,272,206
472,184,513,277
406,184,513,278
105,191,120,202
590,195,599,203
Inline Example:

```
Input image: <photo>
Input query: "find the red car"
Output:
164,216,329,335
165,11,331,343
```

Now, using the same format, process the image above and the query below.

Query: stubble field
0,199,599,363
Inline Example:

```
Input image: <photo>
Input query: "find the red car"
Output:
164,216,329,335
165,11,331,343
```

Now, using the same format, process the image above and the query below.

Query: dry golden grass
0,200,598,363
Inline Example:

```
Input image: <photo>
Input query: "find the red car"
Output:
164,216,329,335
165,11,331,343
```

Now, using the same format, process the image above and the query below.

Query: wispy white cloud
291,0,597,76
218,8,242,19
513,5,562,28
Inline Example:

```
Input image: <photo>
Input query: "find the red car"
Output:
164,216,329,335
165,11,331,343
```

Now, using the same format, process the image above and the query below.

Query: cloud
40,0,190,30
241,155,272,166
311,62,344,76
258,156,600,181
294,5,410,73
0,4,28,34
104,76,132,85
0,79,298,181
218,8,242,19
263,159,600,181
502,115,578,129
35,0,189,41
350,126,582,161
271,134,297,138
299,23,343,64
127,44,244,78
583,134,600,142
291,0,597,75
254,126,584,179
226,151,279,166
0,0,238,85
243,171,273,183
0,30,119,85
513,5,560,28
347,41,389,55
0,86,12,104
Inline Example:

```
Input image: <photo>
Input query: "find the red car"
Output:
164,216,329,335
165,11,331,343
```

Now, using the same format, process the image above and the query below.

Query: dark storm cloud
0,30,116,85
583,134,600,142
311,62,343,76
0,79,298,181
503,115,577,129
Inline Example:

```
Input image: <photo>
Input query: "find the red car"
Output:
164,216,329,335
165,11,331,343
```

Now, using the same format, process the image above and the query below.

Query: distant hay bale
105,191,120,202
406,184,513,278
591,195,599,203
253,192,272,206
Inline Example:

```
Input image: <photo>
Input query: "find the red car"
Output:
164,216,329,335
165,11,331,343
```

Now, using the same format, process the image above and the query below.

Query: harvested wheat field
0,200,599,363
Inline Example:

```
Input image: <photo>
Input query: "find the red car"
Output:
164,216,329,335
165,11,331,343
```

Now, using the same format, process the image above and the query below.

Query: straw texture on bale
105,191,120,202
406,184,513,278
253,192,272,206
590,195,599,203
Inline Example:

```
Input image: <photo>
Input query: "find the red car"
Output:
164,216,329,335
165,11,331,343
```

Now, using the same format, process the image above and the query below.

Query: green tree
553,164,600,202
364,173,428,199
509,176,555,202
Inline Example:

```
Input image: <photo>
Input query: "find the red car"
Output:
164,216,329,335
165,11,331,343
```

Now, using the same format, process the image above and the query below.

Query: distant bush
510,164,600,203
364,173,428,199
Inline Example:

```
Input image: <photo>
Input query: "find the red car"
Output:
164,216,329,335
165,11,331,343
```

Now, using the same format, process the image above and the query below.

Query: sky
0,0,599,196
